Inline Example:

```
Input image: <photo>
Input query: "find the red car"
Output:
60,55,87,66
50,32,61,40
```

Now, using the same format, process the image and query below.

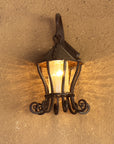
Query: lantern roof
38,13,81,63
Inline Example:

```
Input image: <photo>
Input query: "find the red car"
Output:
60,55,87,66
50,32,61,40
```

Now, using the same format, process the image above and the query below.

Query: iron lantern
30,13,90,115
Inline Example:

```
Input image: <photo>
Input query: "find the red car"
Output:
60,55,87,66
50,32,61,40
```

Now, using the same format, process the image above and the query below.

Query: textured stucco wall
0,0,114,144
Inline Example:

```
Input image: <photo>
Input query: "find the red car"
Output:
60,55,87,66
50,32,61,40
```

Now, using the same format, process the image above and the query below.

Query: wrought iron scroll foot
29,102,45,115
29,94,90,115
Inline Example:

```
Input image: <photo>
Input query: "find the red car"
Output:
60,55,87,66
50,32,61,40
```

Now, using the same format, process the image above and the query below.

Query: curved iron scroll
29,93,90,115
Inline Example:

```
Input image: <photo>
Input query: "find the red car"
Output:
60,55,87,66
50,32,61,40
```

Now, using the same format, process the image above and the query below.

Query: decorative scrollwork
62,97,68,112
29,94,90,115
29,102,45,115
67,95,90,114
54,97,59,115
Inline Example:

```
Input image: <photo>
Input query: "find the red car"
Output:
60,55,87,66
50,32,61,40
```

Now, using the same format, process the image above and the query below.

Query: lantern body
38,60,81,95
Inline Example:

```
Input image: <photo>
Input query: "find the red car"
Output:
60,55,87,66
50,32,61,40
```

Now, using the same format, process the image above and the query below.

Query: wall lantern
30,13,90,115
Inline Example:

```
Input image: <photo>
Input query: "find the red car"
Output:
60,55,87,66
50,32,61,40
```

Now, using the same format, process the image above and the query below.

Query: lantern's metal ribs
62,60,66,93
29,93,90,115
61,61,68,112
37,64,49,94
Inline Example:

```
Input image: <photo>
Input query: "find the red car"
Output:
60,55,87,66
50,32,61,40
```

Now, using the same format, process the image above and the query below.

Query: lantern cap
39,13,81,63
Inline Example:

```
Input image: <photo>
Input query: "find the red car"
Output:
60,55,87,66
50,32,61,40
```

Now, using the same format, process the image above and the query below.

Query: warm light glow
52,70,63,77
49,60,69,93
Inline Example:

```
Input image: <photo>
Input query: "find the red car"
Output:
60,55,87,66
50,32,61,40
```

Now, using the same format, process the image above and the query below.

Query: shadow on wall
21,15,55,64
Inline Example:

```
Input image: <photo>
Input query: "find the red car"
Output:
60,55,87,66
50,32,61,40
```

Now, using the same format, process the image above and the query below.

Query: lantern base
29,93,90,115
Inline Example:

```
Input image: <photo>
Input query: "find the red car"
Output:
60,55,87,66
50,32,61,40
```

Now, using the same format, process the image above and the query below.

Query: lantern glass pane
49,60,69,93
68,61,77,86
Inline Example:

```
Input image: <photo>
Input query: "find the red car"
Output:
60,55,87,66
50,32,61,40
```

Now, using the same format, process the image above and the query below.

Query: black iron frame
29,13,90,115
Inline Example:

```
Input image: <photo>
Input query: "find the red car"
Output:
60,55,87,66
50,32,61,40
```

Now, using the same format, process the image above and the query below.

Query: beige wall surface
0,0,114,144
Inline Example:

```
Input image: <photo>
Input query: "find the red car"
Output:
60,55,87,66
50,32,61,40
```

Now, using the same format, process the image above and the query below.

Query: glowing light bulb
53,70,63,77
